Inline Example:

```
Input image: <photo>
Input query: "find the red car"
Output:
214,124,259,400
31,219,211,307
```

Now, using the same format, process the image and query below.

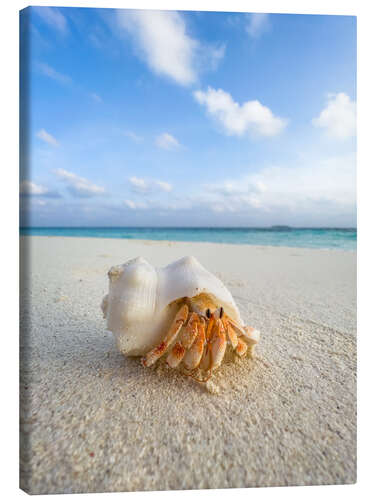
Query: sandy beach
20,236,356,494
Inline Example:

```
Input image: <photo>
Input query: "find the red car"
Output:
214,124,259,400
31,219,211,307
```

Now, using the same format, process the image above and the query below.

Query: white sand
20,236,356,494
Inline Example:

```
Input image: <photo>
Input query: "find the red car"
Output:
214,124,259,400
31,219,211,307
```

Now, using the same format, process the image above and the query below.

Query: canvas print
19,6,357,495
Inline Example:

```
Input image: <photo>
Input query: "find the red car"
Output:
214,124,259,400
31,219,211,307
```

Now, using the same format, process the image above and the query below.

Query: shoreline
20,234,357,253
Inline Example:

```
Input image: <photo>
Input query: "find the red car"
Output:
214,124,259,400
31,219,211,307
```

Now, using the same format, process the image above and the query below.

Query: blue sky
20,7,356,227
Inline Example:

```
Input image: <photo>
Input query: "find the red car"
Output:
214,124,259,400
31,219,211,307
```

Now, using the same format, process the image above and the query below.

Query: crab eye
206,309,211,318
219,307,224,318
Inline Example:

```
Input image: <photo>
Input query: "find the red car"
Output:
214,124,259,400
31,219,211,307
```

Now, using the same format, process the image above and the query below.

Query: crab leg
166,342,186,368
225,315,247,337
222,317,238,349
183,317,206,370
235,337,248,357
141,304,189,367
199,314,215,371
225,314,260,352
242,326,260,358
167,312,200,368
241,326,260,346
200,316,227,372
210,319,227,370
180,312,199,349
199,344,211,372
205,313,216,342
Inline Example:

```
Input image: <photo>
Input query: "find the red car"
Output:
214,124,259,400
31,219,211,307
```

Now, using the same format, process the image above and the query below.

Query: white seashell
102,256,260,382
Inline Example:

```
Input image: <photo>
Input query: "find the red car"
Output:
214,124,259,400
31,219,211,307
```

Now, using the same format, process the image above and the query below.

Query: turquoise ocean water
20,227,357,251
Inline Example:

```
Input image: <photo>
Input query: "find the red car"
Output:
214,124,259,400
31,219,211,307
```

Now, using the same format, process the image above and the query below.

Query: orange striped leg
222,316,238,349
183,317,206,370
210,318,227,370
199,315,215,371
167,312,200,368
141,304,189,367
235,337,248,357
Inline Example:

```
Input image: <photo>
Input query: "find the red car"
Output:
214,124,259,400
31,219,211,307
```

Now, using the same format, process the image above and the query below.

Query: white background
1,0,374,499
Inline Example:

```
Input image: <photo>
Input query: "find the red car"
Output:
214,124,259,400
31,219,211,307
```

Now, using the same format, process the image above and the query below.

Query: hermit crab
101,256,259,383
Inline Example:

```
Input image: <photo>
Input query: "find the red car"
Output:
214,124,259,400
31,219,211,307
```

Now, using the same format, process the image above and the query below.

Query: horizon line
20,225,357,230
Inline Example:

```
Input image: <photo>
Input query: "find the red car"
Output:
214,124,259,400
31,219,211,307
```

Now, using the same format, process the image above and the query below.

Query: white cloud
20,180,49,196
28,153,354,226
19,196,49,215
208,179,267,197
155,132,181,150
34,199,47,206
123,199,182,213
124,199,136,209
124,154,354,224
116,10,222,85
54,168,105,197
88,31,104,49
129,176,148,193
246,13,270,38
194,87,287,137
203,154,356,218
198,43,226,73
20,180,60,199
34,7,68,35
155,180,173,192
90,92,103,103
129,176,173,194
37,62,72,85
123,130,143,143
36,129,59,147
124,199,148,210
117,10,196,85
312,93,356,140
